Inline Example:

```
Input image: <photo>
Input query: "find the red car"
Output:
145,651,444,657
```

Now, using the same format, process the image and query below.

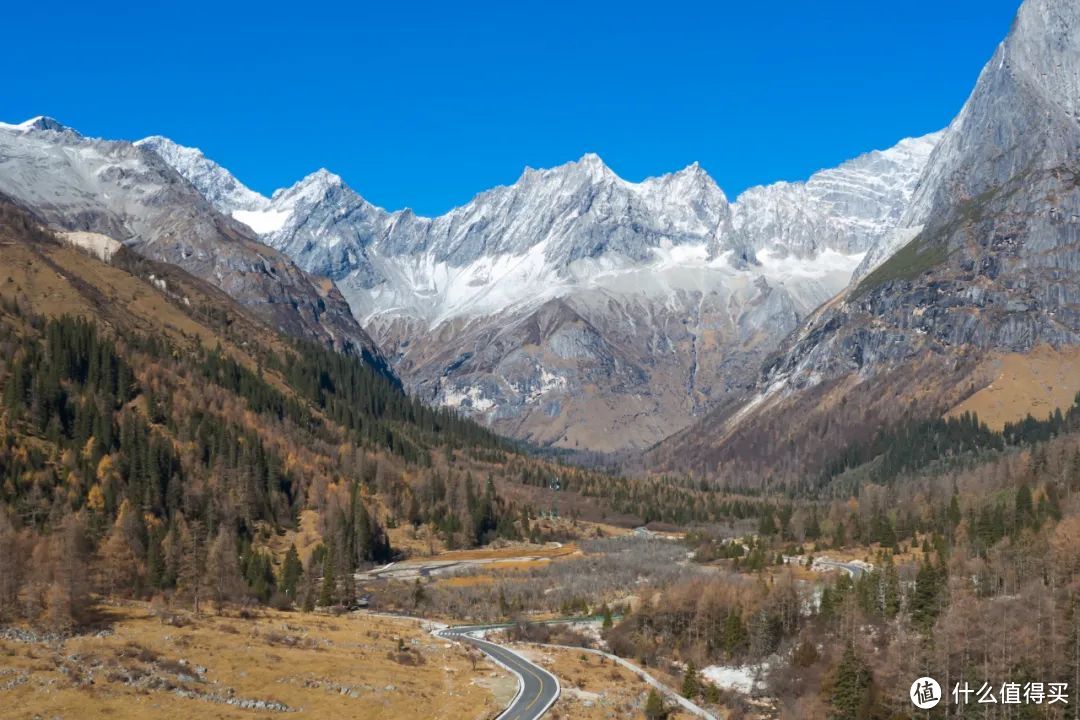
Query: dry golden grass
948,346,1080,430
0,603,511,720
386,524,446,557
2,243,216,350
579,520,634,538
0,241,304,390
814,534,932,568
259,509,325,566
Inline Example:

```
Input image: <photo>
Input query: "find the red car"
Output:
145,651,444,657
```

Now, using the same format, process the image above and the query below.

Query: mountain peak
668,160,712,184
136,135,208,168
571,152,614,179
136,134,183,151
15,116,75,134
270,168,359,211
297,168,344,190
136,134,269,213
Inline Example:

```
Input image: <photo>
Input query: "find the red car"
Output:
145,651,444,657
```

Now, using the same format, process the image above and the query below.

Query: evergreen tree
682,660,699,699
1015,482,1034,530
280,544,303,600
947,489,962,529
833,521,846,549
910,559,942,632
722,609,748,658
644,688,668,720
830,641,870,720
881,554,901,619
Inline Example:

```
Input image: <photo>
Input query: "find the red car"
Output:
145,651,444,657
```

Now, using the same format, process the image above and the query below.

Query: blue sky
5,1,1019,216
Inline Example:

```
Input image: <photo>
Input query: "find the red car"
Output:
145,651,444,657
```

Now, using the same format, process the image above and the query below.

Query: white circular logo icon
910,677,942,709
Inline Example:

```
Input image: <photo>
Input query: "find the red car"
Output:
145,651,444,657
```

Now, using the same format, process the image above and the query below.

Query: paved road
436,626,560,720
818,560,868,578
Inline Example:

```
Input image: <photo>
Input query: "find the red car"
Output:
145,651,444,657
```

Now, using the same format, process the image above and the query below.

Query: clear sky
4,0,1019,216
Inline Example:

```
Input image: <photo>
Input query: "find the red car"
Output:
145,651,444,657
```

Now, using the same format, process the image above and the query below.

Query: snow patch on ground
513,368,568,404
701,664,767,694
232,208,291,234
441,385,495,413
357,240,865,331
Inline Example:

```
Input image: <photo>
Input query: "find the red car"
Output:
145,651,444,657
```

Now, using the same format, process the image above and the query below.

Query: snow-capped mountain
135,135,271,214
0,118,382,359
142,127,940,452
650,0,1080,481
734,133,943,266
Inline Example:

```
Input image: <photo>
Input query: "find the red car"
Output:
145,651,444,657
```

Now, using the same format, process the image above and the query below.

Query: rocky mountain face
730,133,942,263
136,135,271,214
650,0,1080,480
0,119,382,361
144,129,939,452
768,0,1080,388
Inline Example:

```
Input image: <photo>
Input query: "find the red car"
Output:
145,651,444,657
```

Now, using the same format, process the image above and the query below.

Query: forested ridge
0,297,514,622
816,398,1080,492
0,205,589,628
627,406,1080,719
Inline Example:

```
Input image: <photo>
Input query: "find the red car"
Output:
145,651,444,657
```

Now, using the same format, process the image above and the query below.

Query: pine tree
947,489,962,529
682,660,699,698
280,544,303,600
830,641,870,720
833,521,846,549
805,507,822,540
644,688,667,720
1015,482,1034,530
881,555,901,619
722,609,748,658
910,559,942,632
146,524,166,590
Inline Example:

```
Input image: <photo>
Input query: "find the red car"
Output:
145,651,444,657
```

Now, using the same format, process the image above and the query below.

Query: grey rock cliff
761,0,1080,399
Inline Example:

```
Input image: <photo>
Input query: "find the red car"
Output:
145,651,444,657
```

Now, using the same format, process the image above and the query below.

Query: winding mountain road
817,560,868,578
436,626,560,720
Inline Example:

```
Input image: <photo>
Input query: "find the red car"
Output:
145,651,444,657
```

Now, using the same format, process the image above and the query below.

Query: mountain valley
3,1,1080,718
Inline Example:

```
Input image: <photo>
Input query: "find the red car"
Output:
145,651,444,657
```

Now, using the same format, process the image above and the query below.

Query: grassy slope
851,230,948,299
946,345,1080,429
0,604,509,719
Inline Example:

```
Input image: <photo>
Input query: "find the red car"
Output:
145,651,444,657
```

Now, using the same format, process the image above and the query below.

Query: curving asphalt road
817,560,868,578
436,626,560,720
